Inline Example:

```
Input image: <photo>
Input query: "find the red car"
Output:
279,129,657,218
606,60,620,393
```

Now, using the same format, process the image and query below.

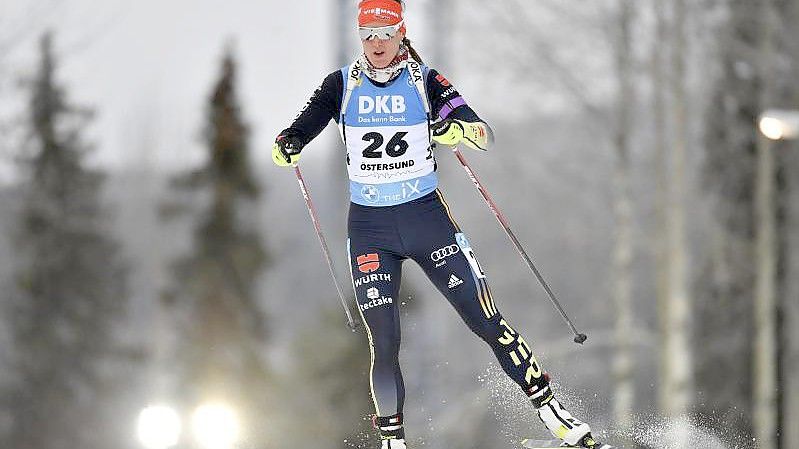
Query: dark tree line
160,48,274,449
2,32,130,449
0,32,380,449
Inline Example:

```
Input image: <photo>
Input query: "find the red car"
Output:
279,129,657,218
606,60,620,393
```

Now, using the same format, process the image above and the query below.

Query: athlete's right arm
273,70,344,166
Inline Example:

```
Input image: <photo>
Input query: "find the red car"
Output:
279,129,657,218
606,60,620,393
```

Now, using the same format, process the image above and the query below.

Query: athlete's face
361,22,404,69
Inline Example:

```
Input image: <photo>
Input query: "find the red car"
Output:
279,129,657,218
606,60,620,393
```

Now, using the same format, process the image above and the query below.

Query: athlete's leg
401,191,551,399
403,192,594,446
348,241,405,413
348,203,408,445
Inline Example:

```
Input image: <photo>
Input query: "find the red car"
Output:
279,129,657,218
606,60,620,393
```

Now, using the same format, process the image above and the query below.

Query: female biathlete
273,1,609,448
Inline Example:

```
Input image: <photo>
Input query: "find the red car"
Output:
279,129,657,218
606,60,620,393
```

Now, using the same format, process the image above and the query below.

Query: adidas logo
447,274,463,289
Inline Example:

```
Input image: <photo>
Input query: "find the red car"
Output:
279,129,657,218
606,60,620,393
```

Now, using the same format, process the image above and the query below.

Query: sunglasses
358,21,404,41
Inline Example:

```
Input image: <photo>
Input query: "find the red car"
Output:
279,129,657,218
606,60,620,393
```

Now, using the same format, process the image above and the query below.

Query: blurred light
191,403,240,449
137,405,181,449
759,109,799,141
760,117,788,140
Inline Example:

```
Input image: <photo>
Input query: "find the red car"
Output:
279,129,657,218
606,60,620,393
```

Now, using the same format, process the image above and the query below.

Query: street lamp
191,402,241,449
136,405,182,449
758,108,799,140
755,107,797,449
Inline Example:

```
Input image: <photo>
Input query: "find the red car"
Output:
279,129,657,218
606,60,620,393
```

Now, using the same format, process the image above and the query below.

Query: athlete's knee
369,328,401,361
459,310,504,344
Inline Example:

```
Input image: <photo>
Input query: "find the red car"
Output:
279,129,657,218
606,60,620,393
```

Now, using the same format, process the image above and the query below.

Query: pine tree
4,32,128,449
164,47,271,448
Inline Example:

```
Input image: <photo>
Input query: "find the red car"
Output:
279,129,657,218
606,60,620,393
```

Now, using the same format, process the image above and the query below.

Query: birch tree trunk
611,0,635,436
786,141,799,449
651,0,671,406
754,133,777,449
780,1,799,446
753,0,778,447
699,0,762,439
661,0,692,438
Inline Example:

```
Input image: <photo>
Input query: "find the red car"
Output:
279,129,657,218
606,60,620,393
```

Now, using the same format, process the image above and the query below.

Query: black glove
272,135,304,166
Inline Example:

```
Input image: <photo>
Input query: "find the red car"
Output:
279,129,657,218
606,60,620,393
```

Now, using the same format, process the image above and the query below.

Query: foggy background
1,1,798,449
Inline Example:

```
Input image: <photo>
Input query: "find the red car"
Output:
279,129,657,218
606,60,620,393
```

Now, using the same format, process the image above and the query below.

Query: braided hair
402,36,424,64
391,0,424,64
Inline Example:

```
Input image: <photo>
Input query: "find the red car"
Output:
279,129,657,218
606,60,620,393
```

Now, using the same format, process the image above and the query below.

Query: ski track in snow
478,364,755,449
615,414,752,449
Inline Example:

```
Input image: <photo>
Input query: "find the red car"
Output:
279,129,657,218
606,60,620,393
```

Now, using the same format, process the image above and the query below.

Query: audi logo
430,244,460,262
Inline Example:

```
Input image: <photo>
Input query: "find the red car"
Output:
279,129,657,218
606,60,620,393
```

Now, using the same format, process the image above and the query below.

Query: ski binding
521,438,615,449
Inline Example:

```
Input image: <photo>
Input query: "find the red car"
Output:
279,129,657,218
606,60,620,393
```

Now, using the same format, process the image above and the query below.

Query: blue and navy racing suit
279,65,552,434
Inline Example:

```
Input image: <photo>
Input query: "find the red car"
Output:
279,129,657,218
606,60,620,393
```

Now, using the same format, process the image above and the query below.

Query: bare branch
496,0,608,120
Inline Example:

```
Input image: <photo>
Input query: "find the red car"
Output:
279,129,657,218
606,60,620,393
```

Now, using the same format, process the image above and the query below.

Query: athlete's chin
369,55,391,68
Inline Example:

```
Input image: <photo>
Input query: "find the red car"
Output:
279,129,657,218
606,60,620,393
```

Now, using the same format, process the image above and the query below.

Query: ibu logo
359,95,406,114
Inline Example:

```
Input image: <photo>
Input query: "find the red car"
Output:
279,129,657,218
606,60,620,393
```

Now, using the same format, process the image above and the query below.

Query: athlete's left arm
426,69,495,151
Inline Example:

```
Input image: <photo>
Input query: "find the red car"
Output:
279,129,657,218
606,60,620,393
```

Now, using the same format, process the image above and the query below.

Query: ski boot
536,396,590,446
374,413,406,449
535,397,613,448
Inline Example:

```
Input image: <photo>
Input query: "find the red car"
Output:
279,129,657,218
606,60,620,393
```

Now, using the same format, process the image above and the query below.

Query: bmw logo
362,185,380,203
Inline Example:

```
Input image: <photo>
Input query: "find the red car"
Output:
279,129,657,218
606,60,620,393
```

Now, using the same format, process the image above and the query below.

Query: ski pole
449,146,588,345
293,164,359,332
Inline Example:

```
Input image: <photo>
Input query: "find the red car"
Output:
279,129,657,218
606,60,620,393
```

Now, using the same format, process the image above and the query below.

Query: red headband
358,0,405,30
